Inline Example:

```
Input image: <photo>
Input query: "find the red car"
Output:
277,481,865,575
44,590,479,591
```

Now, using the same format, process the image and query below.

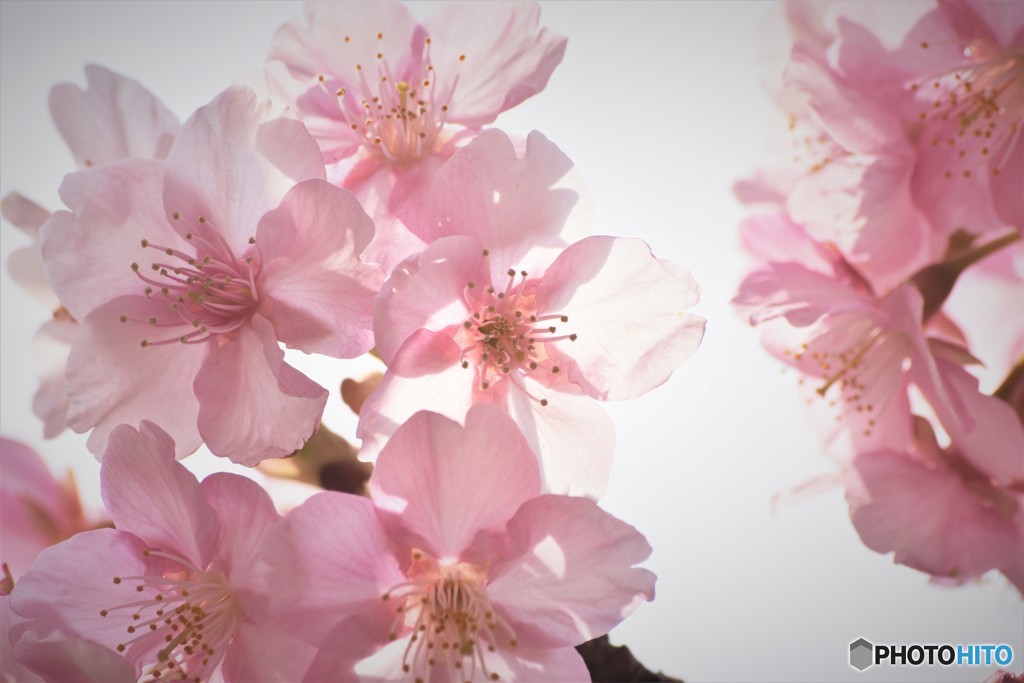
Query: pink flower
743,45,935,293
2,65,180,439
0,438,97,580
942,242,1024,387
266,0,567,272
267,406,655,681
833,0,1023,235
847,399,1024,591
359,131,704,498
2,594,136,683
10,421,317,682
39,86,384,463
734,214,977,457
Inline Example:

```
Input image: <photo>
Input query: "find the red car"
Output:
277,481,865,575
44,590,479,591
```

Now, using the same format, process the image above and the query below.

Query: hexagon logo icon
850,638,874,671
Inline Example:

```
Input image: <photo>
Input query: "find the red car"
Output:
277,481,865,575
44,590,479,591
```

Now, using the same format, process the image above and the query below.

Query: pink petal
199,473,280,590
357,330,477,462
64,296,205,458
930,356,1024,484
266,1,420,164
0,192,50,237
41,159,174,320
373,235,487,365
31,318,75,439
10,529,158,652
504,376,615,499
536,236,705,400
1,597,43,683
162,86,325,256
221,621,317,683
395,130,591,278
734,260,862,327
911,131,1010,238
12,630,135,683
785,46,909,157
991,135,1022,230
342,159,429,276
423,1,566,128
0,439,72,578
194,314,327,465
370,406,541,561
48,64,179,169
102,421,219,568
352,640,589,683
488,495,655,648
256,179,382,358
2,193,57,310
737,213,834,272
847,450,1022,582
265,492,403,648
478,646,590,683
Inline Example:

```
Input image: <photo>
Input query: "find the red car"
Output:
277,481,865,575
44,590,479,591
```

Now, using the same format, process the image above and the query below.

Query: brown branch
576,636,682,682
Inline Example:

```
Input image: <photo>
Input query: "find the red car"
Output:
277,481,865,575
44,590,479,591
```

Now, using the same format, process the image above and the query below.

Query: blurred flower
0,438,102,581
2,65,180,439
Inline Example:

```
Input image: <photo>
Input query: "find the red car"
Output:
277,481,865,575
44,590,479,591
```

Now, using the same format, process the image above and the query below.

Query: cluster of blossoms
734,1,1023,590
1,2,705,681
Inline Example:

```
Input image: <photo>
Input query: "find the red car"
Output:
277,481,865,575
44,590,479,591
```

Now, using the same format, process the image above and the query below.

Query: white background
1,2,1021,682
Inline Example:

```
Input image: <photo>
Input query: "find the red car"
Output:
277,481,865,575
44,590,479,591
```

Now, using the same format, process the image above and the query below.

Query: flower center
911,40,1023,179
318,33,465,164
381,551,515,683
456,251,576,402
122,213,260,348
785,315,909,437
102,549,238,683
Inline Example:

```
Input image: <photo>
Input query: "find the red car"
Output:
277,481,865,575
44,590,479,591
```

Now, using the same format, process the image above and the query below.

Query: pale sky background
1,2,1021,682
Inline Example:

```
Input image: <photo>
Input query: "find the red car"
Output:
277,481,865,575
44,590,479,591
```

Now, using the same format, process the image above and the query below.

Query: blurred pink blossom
2,65,180,439
0,438,99,581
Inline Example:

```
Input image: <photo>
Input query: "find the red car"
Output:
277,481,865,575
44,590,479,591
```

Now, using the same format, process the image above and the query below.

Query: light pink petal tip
397,130,591,269
49,64,179,169
488,495,655,648
847,450,1022,583
163,86,325,256
256,178,382,359
538,236,705,401
65,296,204,459
102,421,219,568
424,1,567,128
194,314,327,465
371,406,542,560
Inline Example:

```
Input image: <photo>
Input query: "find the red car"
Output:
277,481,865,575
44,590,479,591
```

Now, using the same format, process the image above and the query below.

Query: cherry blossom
847,407,1024,591
359,131,704,498
266,0,567,272
733,213,1003,457
0,438,98,581
9,421,317,682
2,65,180,439
39,86,384,463
832,0,1023,235
267,406,655,682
